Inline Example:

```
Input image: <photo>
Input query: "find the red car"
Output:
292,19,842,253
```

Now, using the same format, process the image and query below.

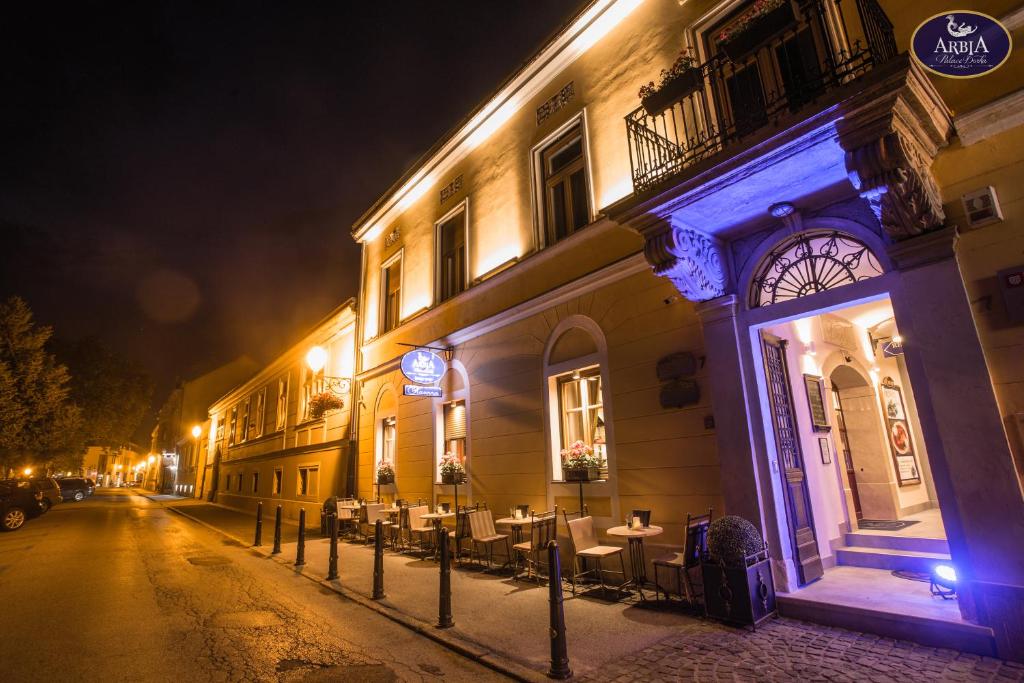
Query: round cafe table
420,511,455,559
607,524,663,600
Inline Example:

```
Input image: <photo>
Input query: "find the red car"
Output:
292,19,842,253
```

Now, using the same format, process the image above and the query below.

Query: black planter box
441,472,466,485
376,473,394,485
721,3,795,61
564,467,600,482
641,68,702,116
701,550,776,627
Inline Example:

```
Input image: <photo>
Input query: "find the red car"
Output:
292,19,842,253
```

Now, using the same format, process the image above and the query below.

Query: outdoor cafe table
420,511,455,558
494,516,533,544
607,524,663,601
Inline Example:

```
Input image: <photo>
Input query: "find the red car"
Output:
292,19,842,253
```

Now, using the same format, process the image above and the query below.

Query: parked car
1,478,63,512
0,481,44,531
57,477,94,502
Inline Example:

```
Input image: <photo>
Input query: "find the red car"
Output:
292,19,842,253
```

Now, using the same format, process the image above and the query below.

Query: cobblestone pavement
581,617,1024,682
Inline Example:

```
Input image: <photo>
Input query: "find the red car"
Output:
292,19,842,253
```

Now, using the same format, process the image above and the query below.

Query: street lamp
305,345,351,394
191,424,202,439
23,467,32,477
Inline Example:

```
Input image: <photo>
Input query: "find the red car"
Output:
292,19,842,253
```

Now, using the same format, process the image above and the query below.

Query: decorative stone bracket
642,220,728,302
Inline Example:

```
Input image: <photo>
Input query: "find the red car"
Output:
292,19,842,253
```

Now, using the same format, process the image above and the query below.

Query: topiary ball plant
707,515,764,566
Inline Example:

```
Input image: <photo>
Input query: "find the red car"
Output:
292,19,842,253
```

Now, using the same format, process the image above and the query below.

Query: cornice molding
955,87,1024,146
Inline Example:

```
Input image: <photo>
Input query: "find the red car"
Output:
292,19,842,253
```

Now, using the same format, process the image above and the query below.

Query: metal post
254,501,263,547
326,513,339,580
272,505,282,555
295,508,306,567
547,540,571,679
372,519,385,599
437,525,453,628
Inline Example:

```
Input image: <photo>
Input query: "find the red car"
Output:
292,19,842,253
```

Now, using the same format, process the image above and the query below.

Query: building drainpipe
348,243,368,499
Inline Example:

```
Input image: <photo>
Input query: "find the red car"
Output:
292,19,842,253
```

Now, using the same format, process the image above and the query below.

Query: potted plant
701,515,776,627
717,0,795,61
308,392,344,420
561,441,602,482
639,47,702,116
376,463,395,485
440,453,466,485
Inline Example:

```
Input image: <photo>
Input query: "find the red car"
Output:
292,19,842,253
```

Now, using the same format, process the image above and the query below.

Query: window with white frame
239,397,250,443
216,413,225,445
552,365,607,480
297,465,319,497
252,388,266,438
538,121,591,247
380,253,402,334
301,368,324,421
437,400,467,481
228,406,238,446
436,205,467,302
379,416,396,469
273,468,282,495
275,378,288,431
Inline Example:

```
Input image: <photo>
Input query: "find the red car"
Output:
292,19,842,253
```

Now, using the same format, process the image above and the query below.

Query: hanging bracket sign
400,349,446,385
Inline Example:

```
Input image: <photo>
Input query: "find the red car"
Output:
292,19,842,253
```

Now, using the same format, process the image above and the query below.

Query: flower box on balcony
564,467,600,482
641,68,702,116
376,472,394,485
720,2,795,62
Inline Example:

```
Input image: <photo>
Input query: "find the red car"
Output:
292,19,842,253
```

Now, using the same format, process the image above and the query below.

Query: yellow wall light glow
306,345,328,373
570,0,644,56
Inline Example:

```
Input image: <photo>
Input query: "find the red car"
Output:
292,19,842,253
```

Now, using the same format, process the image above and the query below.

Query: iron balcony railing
626,0,897,193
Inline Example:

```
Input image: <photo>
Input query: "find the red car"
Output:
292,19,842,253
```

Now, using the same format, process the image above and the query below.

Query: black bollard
547,540,571,679
437,525,453,628
372,519,386,599
254,501,263,547
272,505,282,555
326,513,339,580
295,508,306,567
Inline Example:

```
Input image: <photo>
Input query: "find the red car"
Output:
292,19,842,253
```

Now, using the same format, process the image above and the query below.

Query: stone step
844,532,949,554
835,545,951,573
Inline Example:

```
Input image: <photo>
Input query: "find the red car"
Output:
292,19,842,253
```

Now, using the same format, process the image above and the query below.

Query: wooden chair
565,514,626,599
653,508,713,604
512,507,558,582
389,505,409,550
467,509,511,570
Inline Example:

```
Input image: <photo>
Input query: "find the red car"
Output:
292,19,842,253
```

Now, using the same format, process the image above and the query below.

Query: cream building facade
349,0,1024,660
207,301,357,521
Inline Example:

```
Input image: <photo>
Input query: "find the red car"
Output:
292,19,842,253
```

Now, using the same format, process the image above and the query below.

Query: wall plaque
803,374,830,432
879,376,922,486
440,175,463,204
536,81,575,126
385,228,401,247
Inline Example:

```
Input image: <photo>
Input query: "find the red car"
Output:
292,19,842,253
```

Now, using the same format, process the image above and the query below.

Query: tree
51,336,153,450
0,297,82,476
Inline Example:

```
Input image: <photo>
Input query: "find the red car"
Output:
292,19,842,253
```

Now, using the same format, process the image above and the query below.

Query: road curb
163,500,546,682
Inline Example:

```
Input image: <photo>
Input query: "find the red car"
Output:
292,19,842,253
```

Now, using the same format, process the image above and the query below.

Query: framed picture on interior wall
818,438,831,465
879,377,922,486
803,374,831,432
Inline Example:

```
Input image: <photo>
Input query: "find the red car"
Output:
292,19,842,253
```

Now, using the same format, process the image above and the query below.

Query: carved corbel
642,221,728,302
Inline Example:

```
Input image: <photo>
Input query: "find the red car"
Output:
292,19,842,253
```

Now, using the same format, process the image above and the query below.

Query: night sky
1,1,586,442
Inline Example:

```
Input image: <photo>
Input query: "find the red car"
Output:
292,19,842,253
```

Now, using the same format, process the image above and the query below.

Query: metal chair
564,514,627,599
512,506,558,582
653,508,713,604
448,503,477,565
405,505,433,556
362,502,387,544
467,509,511,570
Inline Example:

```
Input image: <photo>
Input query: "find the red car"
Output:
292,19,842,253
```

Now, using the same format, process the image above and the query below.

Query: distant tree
51,336,154,450
0,297,83,477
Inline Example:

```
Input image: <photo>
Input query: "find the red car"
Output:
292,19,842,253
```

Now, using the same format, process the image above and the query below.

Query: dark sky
0,1,586,441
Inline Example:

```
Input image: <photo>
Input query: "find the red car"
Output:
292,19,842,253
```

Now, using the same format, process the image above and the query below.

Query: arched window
749,231,883,308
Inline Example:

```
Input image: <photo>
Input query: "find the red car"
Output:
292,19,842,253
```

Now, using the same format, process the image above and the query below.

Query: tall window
440,400,467,479
436,207,467,302
302,368,324,421
556,366,606,474
273,468,282,495
239,398,250,443
236,473,243,492
215,414,225,445
252,388,266,439
298,466,319,497
228,407,238,446
275,378,288,431
251,472,259,494
381,416,396,467
381,254,402,334
541,123,590,246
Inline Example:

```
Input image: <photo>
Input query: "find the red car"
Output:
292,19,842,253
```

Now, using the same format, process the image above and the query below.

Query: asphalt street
0,488,505,682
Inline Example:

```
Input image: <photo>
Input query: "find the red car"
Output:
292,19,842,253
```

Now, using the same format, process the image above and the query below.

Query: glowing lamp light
930,563,957,599
148,455,156,464
191,425,202,438
306,345,328,374
23,467,32,476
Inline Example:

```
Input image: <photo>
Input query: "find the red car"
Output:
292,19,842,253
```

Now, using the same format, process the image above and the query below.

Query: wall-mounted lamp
306,345,352,395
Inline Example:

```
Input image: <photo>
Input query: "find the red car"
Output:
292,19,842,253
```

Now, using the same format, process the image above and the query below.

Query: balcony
626,0,897,194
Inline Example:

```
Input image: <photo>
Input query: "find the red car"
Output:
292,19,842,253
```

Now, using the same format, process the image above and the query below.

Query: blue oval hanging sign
911,11,1012,79
400,349,446,385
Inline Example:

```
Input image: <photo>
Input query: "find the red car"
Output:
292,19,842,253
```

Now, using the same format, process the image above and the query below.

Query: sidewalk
165,500,1024,682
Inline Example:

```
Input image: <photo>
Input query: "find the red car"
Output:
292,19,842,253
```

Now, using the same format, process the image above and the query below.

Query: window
237,473,243,492
216,414,225,444
239,398,250,443
436,206,467,302
438,400,467,480
273,468,282,495
251,472,259,494
540,123,590,246
228,407,238,446
297,466,319,497
225,474,232,491
381,253,402,334
252,388,266,439
302,368,325,421
555,365,606,479
275,378,288,431
381,416,396,468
